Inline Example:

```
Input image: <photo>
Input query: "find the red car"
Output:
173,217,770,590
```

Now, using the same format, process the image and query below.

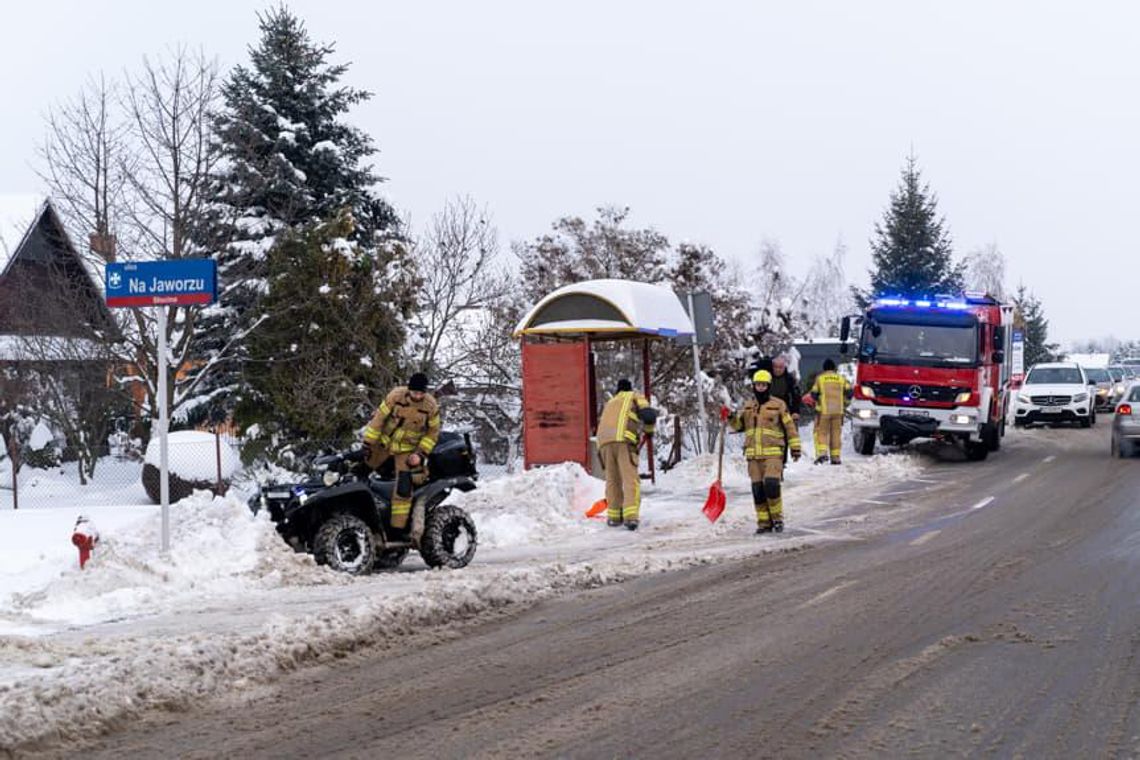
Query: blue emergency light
874,295,970,310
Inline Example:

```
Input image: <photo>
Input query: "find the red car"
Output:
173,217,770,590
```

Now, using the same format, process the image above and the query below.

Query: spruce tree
1012,285,1059,366
192,6,402,425
864,156,965,302
237,211,412,458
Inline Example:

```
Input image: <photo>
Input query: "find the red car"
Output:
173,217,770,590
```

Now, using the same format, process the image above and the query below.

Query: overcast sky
2,1,1137,344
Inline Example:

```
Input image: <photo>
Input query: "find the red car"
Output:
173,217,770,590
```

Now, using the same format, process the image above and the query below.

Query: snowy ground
0,425,921,751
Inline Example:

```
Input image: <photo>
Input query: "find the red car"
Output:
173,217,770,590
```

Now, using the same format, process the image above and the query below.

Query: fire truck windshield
860,312,979,368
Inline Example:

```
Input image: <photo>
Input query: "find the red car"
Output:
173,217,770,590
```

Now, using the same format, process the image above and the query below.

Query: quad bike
249,431,478,574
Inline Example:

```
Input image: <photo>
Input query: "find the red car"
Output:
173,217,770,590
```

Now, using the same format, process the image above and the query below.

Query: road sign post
105,260,217,554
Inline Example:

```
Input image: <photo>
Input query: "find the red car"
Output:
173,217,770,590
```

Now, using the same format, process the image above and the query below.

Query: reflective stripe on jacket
363,387,442,454
596,391,655,446
810,372,852,416
729,396,801,458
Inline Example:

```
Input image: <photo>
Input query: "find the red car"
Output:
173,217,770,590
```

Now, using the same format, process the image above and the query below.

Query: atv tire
313,513,376,575
420,505,477,569
374,547,409,570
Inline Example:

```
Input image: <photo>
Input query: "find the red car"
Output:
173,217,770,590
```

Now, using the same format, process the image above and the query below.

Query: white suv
1013,363,1096,428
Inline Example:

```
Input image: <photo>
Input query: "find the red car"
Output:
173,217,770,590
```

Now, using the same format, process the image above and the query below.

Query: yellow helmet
752,369,772,384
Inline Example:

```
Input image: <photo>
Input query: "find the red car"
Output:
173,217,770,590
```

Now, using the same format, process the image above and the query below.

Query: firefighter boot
771,519,784,533
814,455,828,465
625,520,639,531
607,517,623,527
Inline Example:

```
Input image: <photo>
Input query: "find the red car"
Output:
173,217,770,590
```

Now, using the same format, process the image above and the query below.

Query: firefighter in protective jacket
362,372,441,531
728,369,802,534
596,379,657,531
810,358,852,464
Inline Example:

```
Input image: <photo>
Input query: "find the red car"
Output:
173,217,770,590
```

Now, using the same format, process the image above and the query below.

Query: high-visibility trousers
747,456,785,525
600,442,641,522
370,449,419,529
814,414,844,462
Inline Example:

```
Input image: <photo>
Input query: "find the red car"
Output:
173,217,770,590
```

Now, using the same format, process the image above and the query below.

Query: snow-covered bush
141,431,241,504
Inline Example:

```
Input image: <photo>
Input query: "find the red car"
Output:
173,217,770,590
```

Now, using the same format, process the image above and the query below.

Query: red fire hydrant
71,515,100,570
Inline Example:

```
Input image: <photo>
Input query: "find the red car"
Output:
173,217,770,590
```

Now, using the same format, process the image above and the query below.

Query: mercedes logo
908,385,922,398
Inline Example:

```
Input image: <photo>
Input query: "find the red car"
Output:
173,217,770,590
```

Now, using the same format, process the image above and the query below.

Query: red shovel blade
585,498,608,519
702,481,726,523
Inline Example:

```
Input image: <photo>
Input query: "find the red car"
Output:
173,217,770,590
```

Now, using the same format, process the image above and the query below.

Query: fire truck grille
1031,395,1071,406
870,383,969,403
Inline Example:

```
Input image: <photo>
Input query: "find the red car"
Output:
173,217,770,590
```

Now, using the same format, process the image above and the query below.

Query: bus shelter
513,279,695,482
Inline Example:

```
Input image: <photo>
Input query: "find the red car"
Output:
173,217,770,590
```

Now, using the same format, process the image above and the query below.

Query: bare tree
408,196,512,374
964,241,1007,299
38,74,130,267
38,49,222,444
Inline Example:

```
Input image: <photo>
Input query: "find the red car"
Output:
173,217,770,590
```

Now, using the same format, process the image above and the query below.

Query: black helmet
616,378,633,393
408,372,429,392
823,358,837,371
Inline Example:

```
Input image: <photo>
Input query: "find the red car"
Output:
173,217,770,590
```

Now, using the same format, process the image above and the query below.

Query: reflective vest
363,387,442,454
596,391,655,446
730,396,800,458
811,371,852,416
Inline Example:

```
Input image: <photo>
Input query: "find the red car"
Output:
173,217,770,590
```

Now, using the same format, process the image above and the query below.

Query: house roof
0,194,47,275
514,279,695,339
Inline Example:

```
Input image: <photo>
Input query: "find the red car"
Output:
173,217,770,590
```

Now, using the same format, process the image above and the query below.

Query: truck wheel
854,429,876,456
420,505,477,569
983,422,1001,452
965,440,989,461
313,513,376,575
374,547,409,570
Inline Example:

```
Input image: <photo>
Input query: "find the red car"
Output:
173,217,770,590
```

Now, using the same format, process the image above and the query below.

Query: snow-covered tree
861,155,964,303
1011,285,1059,366
964,242,1007,299
236,210,413,460
192,6,402,424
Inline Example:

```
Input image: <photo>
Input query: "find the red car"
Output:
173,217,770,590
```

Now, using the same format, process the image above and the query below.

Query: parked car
1013,362,1096,428
1083,366,1116,412
1111,383,1140,457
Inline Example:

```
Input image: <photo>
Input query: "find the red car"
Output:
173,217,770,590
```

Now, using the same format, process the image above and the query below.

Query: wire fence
0,432,516,511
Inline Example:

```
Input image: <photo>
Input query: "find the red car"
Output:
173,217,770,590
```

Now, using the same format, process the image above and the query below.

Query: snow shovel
702,416,728,523
585,498,608,519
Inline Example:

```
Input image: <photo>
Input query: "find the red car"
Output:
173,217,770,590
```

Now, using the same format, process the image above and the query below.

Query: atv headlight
322,470,341,487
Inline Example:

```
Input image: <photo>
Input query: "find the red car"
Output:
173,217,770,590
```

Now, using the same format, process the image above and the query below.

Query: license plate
899,410,929,419
1040,408,1062,414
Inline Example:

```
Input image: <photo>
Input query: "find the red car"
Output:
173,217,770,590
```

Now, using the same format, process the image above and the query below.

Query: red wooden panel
522,341,591,470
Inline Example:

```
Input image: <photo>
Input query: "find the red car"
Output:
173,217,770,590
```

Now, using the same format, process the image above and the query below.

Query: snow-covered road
0,434,920,750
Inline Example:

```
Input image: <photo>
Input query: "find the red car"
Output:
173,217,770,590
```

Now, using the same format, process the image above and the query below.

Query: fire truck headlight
857,409,875,420
860,385,874,398
953,414,973,425
955,391,972,404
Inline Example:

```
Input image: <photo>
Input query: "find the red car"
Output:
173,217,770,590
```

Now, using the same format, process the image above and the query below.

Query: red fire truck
842,293,1014,461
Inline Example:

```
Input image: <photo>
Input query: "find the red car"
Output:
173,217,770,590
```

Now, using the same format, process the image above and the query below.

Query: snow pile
0,493,341,636
454,462,601,548
144,431,241,480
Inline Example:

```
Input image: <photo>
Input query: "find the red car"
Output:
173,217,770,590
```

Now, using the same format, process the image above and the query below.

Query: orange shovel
702,415,729,523
585,498,608,518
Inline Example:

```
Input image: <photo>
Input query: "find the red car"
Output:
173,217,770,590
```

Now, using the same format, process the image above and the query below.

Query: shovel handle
716,415,727,482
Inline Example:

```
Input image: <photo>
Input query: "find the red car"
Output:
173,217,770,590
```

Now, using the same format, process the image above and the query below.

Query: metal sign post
105,259,217,554
687,292,708,454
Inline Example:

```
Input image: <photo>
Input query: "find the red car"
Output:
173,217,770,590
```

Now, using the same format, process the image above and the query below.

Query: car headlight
1017,393,1031,403
322,470,341,487
1116,384,1126,394
955,391,972,404
1074,393,1088,402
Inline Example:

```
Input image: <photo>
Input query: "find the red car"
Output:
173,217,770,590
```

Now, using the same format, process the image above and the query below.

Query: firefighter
770,355,803,422
361,372,441,532
810,358,852,465
596,378,657,531
727,369,801,534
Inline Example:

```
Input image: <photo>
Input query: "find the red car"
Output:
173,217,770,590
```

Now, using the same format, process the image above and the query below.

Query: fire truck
841,293,1015,461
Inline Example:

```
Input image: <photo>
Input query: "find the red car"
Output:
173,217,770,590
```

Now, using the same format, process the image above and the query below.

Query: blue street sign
105,259,217,307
